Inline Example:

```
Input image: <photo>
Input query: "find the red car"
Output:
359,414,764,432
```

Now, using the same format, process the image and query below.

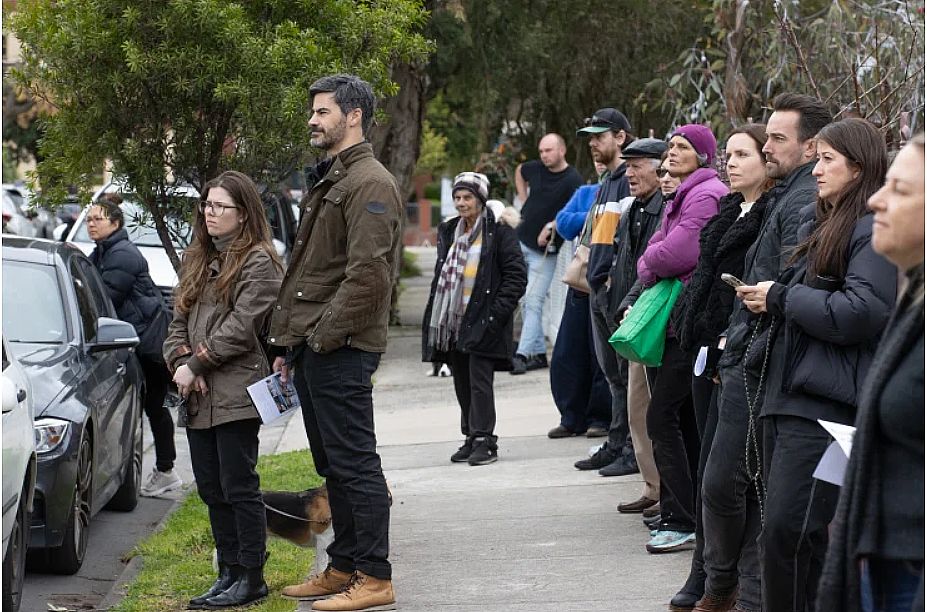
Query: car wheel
46,432,92,575
2,486,29,612
106,413,142,512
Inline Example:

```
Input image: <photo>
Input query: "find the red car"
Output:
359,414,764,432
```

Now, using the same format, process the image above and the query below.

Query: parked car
1,237,144,575
1,192,37,238
66,180,297,305
2,336,36,612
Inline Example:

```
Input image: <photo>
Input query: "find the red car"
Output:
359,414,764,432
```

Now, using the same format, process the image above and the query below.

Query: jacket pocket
213,360,264,409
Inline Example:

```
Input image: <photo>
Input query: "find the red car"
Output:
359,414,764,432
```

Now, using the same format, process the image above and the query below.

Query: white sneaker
140,467,183,497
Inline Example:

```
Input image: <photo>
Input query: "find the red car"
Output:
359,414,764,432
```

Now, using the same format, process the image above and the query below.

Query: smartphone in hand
721,273,745,288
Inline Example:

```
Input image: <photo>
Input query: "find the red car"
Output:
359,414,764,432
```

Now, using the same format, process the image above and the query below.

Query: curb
96,496,186,611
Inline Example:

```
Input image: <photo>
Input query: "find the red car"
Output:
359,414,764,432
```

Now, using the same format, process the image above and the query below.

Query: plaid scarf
429,213,484,352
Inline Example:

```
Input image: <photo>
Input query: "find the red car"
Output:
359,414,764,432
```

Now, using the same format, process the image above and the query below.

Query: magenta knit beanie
672,124,718,167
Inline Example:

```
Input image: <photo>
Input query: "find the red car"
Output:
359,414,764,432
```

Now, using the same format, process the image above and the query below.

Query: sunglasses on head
583,115,621,129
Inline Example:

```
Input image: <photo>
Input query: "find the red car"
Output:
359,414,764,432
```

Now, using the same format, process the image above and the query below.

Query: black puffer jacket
671,191,769,352
761,206,897,423
604,188,665,331
422,207,527,370
89,227,164,335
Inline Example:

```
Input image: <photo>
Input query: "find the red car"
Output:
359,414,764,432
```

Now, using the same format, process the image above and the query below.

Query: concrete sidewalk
271,247,691,612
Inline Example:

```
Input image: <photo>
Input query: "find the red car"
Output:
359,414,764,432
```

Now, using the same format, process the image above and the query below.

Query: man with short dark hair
270,73,400,612
572,109,636,475
511,134,583,374
692,93,831,612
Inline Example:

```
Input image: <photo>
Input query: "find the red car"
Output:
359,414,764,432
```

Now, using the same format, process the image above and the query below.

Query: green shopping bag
609,278,683,367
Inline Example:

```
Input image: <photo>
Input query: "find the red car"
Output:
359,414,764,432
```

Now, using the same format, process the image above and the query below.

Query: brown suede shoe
282,566,353,601
312,572,396,611
643,503,661,518
617,495,659,513
693,590,738,612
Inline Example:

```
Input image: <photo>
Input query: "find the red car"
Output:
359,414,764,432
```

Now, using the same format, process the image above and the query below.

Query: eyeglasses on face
86,215,111,224
656,167,670,178
199,201,238,216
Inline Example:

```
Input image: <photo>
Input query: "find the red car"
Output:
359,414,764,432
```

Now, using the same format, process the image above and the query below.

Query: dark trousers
187,419,265,568
550,289,610,433
448,350,497,441
701,366,763,610
760,415,840,612
139,355,175,473
590,286,631,451
645,337,699,532
293,346,391,580
681,370,719,596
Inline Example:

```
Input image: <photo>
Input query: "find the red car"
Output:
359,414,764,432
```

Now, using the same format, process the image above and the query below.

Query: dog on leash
212,484,333,577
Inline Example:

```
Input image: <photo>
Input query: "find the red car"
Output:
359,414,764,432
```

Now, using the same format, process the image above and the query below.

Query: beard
310,117,347,150
592,147,616,166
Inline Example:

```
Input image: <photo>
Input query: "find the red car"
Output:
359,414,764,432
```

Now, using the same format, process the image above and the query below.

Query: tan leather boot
311,571,396,611
693,589,738,612
281,565,353,601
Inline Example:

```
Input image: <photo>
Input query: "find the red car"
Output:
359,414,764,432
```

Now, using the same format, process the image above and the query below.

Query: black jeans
590,286,631,452
760,414,840,612
187,419,265,568
293,346,391,580
701,366,763,610
550,289,610,433
645,337,699,532
680,369,719,596
448,350,497,441
139,355,175,473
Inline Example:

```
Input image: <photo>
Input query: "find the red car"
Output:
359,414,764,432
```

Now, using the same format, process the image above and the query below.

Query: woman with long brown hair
736,118,897,612
164,170,283,609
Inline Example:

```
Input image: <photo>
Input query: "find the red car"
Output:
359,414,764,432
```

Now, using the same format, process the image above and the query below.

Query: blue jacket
555,184,599,241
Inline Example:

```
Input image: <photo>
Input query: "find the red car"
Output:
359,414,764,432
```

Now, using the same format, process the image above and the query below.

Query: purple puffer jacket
637,167,727,288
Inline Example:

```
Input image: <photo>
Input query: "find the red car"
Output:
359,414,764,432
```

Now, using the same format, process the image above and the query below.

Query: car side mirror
1,376,23,414
87,317,140,354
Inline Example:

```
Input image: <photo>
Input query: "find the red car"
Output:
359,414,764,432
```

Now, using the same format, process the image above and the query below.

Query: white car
66,182,198,307
1,192,37,238
2,335,37,612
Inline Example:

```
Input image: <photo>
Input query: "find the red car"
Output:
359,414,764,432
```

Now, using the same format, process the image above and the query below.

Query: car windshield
2,260,67,344
72,200,192,248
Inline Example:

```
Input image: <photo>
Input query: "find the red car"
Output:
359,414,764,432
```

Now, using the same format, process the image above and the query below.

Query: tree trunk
370,59,428,326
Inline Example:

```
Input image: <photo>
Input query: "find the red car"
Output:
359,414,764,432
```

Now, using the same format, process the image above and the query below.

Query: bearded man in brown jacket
269,74,402,612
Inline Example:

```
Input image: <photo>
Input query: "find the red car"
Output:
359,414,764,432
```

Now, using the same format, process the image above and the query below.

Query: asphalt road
22,495,174,612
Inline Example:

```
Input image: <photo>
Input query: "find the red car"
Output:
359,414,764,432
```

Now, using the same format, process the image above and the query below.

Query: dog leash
264,502,332,525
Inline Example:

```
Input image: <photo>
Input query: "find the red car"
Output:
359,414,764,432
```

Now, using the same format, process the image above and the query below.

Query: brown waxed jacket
267,142,402,354
163,247,283,429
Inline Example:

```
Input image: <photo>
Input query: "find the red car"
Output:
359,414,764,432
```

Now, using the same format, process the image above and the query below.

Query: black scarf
673,191,770,352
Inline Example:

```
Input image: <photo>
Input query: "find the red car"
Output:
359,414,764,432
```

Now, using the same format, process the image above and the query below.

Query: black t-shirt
516,160,583,253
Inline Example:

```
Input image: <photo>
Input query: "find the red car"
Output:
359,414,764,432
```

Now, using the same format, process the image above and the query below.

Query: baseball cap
576,108,633,136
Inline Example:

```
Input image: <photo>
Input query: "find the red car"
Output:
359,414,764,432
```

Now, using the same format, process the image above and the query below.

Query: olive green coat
164,247,282,429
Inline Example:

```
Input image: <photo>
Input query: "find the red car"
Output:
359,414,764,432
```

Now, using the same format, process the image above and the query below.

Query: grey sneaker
140,467,183,497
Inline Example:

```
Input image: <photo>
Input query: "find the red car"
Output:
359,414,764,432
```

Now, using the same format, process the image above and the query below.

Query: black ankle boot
202,565,268,609
188,563,240,610
669,556,706,611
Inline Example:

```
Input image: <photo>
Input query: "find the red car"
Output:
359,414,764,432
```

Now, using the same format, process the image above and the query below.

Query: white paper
813,440,849,486
817,419,856,457
694,346,709,376
247,372,301,425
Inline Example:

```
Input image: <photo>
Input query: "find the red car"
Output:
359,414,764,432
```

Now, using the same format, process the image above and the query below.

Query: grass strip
110,449,323,612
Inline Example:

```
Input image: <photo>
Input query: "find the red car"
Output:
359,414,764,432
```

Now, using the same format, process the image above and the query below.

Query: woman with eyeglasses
657,155,682,197
735,118,897,612
87,193,181,498
164,171,283,609
667,124,775,612
816,132,925,612
618,124,727,554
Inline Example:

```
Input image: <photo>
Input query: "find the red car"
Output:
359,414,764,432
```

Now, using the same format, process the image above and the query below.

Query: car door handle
116,363,127,376
16,389,26,403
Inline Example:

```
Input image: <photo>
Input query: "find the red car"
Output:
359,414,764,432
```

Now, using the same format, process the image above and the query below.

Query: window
77,259,114,318
70,260,100,342
2,261,67,345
